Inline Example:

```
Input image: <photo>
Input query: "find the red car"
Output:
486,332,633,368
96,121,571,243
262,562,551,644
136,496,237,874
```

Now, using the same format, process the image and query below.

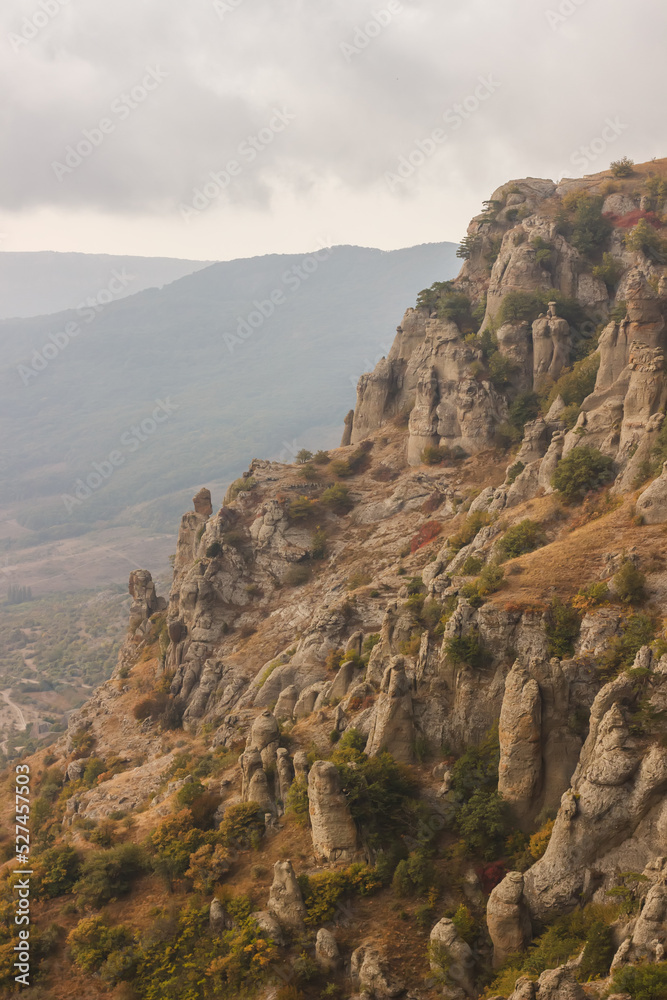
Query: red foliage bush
410,521,443,553
604,209,663,230
476,861,506,895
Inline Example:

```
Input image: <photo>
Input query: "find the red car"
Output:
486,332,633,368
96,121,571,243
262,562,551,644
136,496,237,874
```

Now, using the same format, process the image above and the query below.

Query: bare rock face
365,658,414,764
523,664,667,921
429,918,476,997
276,748,294,806
210,898,235,932
487,872,532,968
532,303,571,389
505,965,587,999
274,684,299,721
267,860,307,933
308,760,358,862
612,861,667,967
251,910,284,946
316,927,341,971
498,664,542,828
193,487,213,517
637,462,667,523
341,408,354,446
249,709,280,767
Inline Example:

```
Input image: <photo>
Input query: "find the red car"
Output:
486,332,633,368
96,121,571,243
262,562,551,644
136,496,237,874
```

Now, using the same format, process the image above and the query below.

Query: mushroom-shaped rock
637,462,667,524
316,927,341,971
193,487,213,517
498,664,542,829
365,657,414,764
487,872,532,968
429,918,475,997
267,860,307,933
308,761,358,862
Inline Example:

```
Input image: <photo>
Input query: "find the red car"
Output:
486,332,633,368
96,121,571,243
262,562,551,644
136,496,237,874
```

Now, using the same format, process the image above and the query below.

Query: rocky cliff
4,157,667,1000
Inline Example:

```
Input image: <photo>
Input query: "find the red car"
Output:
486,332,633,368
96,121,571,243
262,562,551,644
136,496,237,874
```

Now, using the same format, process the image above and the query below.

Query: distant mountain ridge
0,240,459,592
0,251,212,320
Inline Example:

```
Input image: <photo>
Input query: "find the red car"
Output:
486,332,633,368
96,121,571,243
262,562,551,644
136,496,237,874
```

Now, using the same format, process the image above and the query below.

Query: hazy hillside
0,241,459,592
0,251,212,320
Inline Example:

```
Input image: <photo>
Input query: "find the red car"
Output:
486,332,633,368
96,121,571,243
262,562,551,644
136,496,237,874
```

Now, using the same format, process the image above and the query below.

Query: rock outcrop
267,860,307,933
487,872,532,968
365,658,415,763
307,760,358,862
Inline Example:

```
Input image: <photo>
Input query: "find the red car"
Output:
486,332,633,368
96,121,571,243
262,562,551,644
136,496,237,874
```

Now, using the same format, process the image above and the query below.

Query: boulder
308,760,358,862
267,860,307,933
316,927,341,971
210,898,235,932
350,944,404,998
251,910,284,946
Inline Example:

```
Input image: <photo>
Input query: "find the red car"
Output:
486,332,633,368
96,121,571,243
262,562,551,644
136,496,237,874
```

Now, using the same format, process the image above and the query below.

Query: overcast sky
0,0,663,261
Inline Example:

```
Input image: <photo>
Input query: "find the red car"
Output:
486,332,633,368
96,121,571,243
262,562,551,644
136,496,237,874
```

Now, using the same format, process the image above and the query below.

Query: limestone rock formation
365,657,415,763
429,918,476,997
267,860,307,933
487,872,532,968
307,760,358,862
128,569,164,632
637,462,667,523
350,944,403,998
315,927,341,971
498,664,542,828
532,303,571,388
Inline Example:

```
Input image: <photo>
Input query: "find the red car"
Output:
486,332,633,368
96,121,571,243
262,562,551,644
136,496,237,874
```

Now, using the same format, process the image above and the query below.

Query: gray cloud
0,0,663,247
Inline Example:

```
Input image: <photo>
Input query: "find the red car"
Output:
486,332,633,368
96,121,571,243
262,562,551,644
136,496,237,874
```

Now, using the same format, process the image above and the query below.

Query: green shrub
552,446,614,501
313,450,330,465
332,732,418,849
34,845,81,899
67,916,134,975
569,195,612,257
422,444,451,465
296,449,313,464
611,962,667,999
461,564,504,608
288,496,318,521
451,904,476,944
219,802,265,848
444,632,488,668
206,541,222,559
321,483,353,514
74,843,149,908
330,458,353,478
614,560,647,604
610,156,634,177
592,252,624,289
285,777,310,826
448,512,491,553
599,613,655,677
228,476,257,500
391,849,435,898
498,519,547,560
625,218,667,262
543,353,600,412
461,556,483,576
488,353,518,390
577,920,614,982
299,864,381,925
506,461,525,485
457,789,507,859
545,598,582,658
311,528,327,560
284,564,311,587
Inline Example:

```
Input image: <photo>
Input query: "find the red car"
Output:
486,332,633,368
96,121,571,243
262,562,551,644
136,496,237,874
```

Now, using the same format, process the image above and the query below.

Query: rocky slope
3,158,667,1000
